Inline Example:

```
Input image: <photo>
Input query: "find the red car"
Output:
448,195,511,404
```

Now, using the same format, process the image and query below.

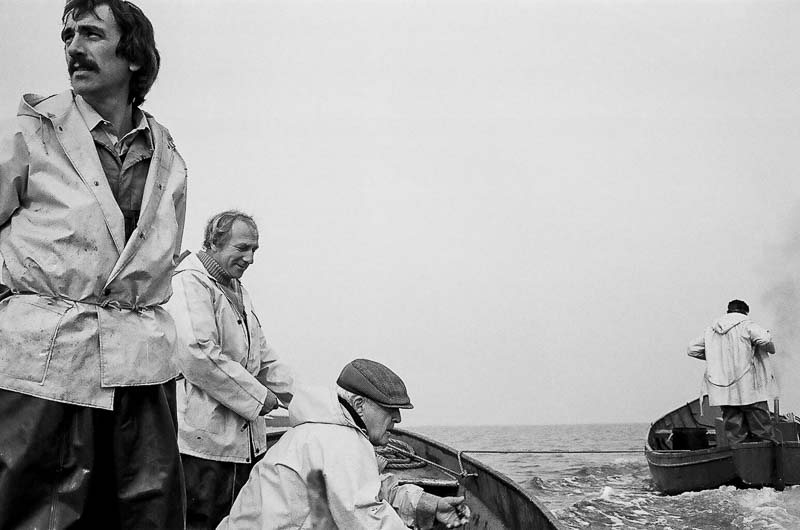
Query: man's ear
352,395,365,415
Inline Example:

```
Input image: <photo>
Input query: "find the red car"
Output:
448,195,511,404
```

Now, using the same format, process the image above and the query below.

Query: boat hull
646,398,800,494
391,428,564,530
646,446,736,494
732,441,800,486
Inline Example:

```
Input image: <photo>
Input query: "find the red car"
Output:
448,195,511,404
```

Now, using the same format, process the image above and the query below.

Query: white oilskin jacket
219,384,436,529
0,91,187,408
688,312,777,406
165,252,293,463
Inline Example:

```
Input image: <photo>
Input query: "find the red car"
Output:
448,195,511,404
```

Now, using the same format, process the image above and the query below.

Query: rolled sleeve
380,473,438,529
687,335,706,360
748,323,773,348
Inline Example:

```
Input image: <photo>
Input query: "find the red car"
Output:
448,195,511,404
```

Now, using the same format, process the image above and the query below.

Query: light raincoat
0,91,187,408
165,252,294,463
688,312,777,406
218,384,438,529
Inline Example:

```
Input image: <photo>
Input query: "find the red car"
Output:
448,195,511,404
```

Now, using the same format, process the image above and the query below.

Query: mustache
68,57,99,75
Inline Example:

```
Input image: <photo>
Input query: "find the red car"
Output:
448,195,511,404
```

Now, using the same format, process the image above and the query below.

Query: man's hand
434,496,470,528
259,390,279,415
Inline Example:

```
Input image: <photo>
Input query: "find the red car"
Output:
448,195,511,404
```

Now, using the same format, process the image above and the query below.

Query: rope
455,449,642,475
459,449,643,454
376,439,426,470
383,441,475,479
705,362,754,388
377,443,643,485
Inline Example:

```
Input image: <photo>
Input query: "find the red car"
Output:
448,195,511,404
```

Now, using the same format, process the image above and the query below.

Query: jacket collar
19,90,153,125
197,250,234,285
178,252,234,283
18,92,66,119
74,94,153,151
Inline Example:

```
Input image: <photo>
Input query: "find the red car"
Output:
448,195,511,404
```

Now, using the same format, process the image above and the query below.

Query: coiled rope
376,439,427,470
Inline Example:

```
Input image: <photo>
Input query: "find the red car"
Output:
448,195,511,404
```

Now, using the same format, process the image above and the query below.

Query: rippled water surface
412,424,800,529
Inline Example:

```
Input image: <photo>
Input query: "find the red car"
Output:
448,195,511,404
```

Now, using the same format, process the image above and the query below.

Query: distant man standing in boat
688,299,778,444
0,0,187,527
165,210,294,530
219,358,471,529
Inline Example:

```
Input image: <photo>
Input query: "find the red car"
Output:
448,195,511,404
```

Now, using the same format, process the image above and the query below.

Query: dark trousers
182,453,262,530
721,401,777,444
0,383,185,530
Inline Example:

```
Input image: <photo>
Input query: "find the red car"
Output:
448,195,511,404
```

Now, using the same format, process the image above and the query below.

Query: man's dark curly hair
62,0,160,107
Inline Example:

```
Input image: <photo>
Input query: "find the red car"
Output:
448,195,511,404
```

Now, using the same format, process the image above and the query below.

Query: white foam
599,486,614,500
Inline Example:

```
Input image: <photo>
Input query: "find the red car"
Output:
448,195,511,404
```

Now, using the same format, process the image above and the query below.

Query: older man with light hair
220,358,470,529
166,210,294,530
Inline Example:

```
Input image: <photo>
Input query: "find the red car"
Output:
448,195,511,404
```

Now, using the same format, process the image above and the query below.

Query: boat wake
411,424,800,529
555,483,800,529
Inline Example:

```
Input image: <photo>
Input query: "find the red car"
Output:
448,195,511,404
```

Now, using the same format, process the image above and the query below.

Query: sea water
412,424,800,529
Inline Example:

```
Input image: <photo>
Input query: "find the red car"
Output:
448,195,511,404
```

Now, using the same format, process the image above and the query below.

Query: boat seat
650,429,673,450
671,427,711,450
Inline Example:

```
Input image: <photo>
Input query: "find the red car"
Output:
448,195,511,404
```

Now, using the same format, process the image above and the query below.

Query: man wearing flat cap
219,359,471,529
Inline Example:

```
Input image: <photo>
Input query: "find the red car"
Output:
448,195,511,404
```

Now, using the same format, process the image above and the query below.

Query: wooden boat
266,427,564,529
645,397,800,494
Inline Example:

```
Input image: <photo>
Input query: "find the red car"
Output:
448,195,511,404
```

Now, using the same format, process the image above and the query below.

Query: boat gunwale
645,446,733,468
391,427,566,529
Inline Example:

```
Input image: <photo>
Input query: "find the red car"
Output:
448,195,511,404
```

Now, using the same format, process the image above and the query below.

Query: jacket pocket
0,295,71,383
182,384,224,434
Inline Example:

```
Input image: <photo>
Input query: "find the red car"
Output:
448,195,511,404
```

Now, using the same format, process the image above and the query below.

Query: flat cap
337,359,413,409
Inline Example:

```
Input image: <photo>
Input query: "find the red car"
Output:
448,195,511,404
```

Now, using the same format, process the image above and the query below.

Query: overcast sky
2,0,799,426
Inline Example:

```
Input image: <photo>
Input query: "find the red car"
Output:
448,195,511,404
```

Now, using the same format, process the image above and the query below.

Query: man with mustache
165,210,294,530
0,1,187,528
